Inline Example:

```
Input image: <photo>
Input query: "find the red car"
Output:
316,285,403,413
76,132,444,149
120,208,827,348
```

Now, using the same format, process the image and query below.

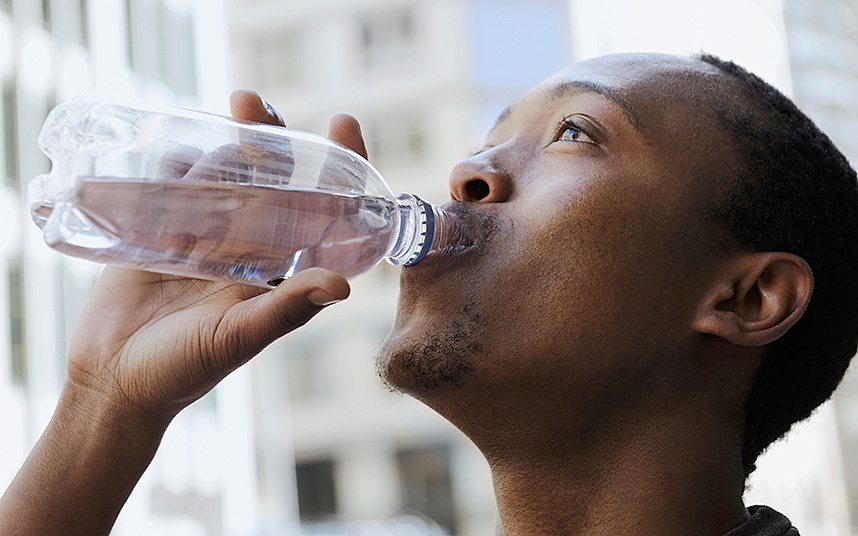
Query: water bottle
28,97,468,288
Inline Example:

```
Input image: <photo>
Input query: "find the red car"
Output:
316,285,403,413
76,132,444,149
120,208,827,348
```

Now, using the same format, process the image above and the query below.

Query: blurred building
2,1,856,535
781,1,858,532
0,1,250,535
229,0,571,534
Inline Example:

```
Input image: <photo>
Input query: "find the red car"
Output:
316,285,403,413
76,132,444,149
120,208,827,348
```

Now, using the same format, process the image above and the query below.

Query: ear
692,252,814,347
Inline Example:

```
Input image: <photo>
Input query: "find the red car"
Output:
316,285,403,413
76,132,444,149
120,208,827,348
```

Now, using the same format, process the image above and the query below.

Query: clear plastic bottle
28,97,467,287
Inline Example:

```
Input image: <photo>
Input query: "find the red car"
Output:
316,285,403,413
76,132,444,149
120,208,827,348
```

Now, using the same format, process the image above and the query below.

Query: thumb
222,268,350,359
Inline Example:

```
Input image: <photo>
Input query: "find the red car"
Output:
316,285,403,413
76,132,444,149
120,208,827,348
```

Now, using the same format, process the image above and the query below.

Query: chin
375,301,486,397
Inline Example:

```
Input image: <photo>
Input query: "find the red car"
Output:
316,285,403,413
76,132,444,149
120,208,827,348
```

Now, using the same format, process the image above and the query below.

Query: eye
559,126,594,143
554,117,598,145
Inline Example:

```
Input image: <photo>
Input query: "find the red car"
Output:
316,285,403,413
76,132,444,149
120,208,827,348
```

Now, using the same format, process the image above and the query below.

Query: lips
406,202,496,269
420,241,474,264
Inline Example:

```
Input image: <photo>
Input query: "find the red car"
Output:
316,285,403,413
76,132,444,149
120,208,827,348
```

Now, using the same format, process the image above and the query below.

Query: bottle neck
386,193,460,266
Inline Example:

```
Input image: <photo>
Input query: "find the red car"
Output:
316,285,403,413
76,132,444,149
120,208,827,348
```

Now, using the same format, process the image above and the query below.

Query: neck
482,400,749,536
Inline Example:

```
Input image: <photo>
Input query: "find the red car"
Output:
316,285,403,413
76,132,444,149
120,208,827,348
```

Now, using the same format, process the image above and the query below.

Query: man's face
378,53,738,431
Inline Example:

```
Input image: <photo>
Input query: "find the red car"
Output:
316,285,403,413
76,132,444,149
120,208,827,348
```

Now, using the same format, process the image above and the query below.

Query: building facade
4,1,854,535
781,1,858,532
0,1,256,535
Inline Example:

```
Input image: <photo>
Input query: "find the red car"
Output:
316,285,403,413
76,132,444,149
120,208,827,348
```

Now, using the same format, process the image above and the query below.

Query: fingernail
307,288,344,307
262,98,285,124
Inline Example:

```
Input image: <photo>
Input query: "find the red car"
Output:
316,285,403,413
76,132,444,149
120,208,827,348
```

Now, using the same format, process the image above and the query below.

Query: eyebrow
550,79,643,131
487,79,644,136
489,106,513,134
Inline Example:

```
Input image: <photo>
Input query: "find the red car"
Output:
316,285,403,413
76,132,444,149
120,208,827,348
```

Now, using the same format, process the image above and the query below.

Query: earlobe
692,253,814,347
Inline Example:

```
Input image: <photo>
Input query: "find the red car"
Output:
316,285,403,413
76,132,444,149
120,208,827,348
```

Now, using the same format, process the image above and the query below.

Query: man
1,52,856,535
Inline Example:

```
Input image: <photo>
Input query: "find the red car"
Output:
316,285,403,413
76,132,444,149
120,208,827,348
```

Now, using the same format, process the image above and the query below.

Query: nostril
465,179,491,201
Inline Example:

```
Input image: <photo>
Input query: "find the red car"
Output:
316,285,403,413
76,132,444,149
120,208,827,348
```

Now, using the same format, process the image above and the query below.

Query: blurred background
0,0,857,534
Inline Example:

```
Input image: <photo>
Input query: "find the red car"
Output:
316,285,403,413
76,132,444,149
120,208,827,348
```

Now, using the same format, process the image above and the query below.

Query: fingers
228,92,367,160
223,90,295,184
157,145,204,179
227,92,366,159
218,268,350,361
328,113,368,159
229,89,286,126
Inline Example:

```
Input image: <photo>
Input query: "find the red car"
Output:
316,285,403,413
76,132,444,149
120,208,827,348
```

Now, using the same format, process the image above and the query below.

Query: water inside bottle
43,176,398,287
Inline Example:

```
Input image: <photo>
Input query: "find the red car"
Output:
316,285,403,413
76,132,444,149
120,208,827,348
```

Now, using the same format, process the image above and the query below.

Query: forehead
499,53,728,135
556,53,721,93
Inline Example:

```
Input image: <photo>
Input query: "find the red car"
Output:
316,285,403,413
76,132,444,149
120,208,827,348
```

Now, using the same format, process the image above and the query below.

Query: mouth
419,241,474,265
404,202,495,270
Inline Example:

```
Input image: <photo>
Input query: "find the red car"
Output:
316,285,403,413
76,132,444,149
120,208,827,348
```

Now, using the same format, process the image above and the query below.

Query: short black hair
696,53,858,477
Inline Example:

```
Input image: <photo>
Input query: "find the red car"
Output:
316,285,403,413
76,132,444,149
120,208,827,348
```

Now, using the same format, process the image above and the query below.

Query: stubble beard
375,301,485,393
376,205,499,395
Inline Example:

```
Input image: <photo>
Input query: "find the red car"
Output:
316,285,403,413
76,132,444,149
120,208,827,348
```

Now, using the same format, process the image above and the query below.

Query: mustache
441,201,501,249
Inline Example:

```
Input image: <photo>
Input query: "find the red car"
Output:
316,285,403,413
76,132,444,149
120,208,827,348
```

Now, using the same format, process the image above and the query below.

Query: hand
65,91,369,423
0,92,371,536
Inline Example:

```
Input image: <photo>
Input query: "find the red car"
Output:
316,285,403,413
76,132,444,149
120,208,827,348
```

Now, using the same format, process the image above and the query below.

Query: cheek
484,181,693,365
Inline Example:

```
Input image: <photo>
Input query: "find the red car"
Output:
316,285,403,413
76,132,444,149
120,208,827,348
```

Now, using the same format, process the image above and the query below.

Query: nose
448,155,512,203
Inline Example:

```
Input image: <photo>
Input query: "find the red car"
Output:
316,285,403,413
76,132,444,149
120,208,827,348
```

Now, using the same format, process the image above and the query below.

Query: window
287,343,330,402
124,0,133,66
125,0,163,81
366,114,426,168
80,0,90,48
42,0,51,31
1,0,11,13
8,257,27,385
396,444,457,534
162,5,197,96
51,0,89,47
2,82,18,188
295,458,338,521
43,93,56,173
360,9,416,70
125,0,197,95
253,31,304,91
149,484,221,534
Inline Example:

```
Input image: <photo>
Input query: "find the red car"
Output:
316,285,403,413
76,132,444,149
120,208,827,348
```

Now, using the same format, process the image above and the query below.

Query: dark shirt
494,504,799,535
725,505,800,536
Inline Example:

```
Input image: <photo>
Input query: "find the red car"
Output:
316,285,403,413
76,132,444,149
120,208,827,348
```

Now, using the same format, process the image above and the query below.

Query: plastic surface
29,97,432,287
